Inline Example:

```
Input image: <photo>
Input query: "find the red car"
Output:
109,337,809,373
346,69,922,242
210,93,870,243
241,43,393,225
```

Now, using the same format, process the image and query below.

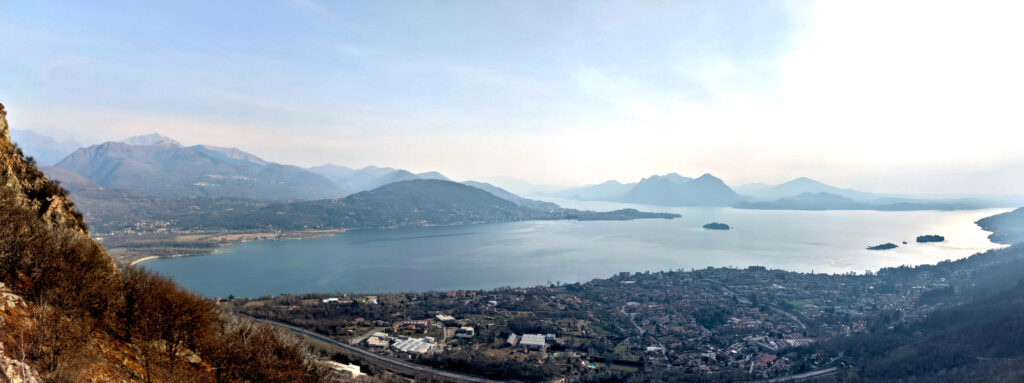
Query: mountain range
9,129,82,165
26,132,677,233
544,173,1004,210
308,164,450,194
230,179,678,230
546,173,742,206
732,192,976,211
12,130,1016,212
56,135,345,201
619,173,742,206
734,177,877,201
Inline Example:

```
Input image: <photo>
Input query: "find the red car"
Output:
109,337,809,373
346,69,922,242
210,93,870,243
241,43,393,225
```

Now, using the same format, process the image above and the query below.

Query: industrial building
518,334,547,349
391,337,436,355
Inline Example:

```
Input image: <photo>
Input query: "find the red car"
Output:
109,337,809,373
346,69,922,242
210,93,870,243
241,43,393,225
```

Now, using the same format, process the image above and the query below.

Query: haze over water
142,204,1008,298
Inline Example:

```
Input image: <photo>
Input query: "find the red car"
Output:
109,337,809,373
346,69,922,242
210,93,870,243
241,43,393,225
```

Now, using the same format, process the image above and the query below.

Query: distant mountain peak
121,133,181,147
621,171,740,206
416,171,450,181
782,177,825,186
192,144,267,165
641,173,693,184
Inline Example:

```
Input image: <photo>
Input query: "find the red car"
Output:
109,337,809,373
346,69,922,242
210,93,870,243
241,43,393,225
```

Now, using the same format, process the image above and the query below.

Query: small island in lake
703,222,730,230
867,243,898,251
916,234,945,243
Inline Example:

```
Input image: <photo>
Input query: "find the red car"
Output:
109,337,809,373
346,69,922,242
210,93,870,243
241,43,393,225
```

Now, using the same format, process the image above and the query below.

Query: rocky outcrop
0,282,41,383
0,103,88,234
0,103,7,139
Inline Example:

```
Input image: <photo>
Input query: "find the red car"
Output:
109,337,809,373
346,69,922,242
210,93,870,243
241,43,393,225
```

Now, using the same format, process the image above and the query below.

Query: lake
141,201,1009,298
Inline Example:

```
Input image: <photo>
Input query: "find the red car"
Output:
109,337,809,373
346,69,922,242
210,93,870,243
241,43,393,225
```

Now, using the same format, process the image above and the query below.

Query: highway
761,366,841,382
258,319,506,383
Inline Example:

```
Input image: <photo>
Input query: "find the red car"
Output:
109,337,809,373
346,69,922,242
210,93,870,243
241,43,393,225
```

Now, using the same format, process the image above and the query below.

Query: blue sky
1,0,1022,194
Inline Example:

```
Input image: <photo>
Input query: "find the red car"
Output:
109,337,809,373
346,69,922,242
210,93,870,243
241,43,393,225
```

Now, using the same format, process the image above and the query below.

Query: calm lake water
141,200,1009,298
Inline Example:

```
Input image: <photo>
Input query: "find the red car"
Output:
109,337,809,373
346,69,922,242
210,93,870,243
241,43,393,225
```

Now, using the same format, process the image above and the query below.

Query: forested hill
0,103,335,382
194,179,679,231
49,175,679,234
976,207,1024,244
804,243,1024,382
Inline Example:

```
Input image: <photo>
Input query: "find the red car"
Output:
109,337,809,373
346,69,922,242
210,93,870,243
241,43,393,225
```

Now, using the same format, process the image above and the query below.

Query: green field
789,299,813,309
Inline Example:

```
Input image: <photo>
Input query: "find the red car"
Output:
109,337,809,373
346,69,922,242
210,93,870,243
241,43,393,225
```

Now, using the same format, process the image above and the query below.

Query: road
702,278,807,330
620,304,671,365
761,366,841,382
769,306,808,330
258,319,505,383
349,326,386,345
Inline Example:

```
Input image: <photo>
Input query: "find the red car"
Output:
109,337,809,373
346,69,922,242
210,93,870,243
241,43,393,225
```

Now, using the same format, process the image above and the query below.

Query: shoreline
129,255,160,266
111,229,348,266
124,208,1013,295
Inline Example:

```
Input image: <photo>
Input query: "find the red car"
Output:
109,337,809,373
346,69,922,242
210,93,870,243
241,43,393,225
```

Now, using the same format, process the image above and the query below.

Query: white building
455,326,475,338
392,337,436,355
366,332,390,348
519,334,546,349
324,361,363,378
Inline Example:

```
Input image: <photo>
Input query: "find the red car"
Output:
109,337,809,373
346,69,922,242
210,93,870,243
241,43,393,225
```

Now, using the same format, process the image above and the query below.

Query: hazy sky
1,1,1022,194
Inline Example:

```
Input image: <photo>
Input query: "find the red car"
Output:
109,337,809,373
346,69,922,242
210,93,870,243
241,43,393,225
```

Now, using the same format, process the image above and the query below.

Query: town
229,244,1021,382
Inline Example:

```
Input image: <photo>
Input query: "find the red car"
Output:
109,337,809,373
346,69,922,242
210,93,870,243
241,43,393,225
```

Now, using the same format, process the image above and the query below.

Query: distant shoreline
113,229,348,266
129,255,160,266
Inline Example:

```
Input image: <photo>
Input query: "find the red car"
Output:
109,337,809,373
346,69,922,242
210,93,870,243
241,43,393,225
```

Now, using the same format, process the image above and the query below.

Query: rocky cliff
0,103,88,234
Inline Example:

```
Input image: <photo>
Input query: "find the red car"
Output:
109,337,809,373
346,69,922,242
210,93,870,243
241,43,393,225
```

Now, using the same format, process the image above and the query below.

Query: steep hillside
57,140,344,200
0,103,336,382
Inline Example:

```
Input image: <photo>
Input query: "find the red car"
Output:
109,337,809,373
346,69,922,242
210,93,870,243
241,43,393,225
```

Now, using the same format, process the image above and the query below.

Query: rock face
0,283,42,383
0,102,70,382
0,103,6,139
0,103,88,235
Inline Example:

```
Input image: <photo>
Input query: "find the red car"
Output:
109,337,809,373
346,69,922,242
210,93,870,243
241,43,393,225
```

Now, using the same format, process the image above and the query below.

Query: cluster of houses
361,315,478,357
